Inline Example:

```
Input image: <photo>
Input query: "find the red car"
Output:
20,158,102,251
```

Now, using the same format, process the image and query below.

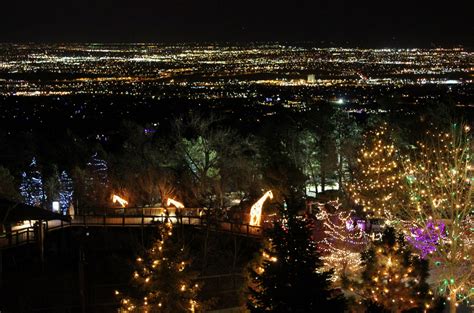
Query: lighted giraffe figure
166,198,185,209
112,194,128,207
249,190,273,226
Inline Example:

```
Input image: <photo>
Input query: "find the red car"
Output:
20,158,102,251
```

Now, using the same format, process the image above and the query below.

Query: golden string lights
399,125,473,312
347,124,406,219
116,221,200,312
350,123,473,312
315,201,368,284
347,230,435,312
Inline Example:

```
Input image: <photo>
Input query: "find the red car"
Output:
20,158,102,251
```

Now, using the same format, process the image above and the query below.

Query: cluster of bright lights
315,201,368,283
348,124,405,219
116,221,200,312
405,220,446,259
400,126,473,306
20,157,45,206
348,242,435,312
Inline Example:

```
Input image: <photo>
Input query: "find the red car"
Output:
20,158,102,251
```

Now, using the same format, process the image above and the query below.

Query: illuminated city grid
0,44,472,97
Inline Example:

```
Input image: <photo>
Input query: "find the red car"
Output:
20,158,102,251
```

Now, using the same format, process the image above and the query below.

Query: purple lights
406,221,446,259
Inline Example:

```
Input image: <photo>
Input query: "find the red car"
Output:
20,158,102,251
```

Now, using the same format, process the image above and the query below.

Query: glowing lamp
52,201,60,213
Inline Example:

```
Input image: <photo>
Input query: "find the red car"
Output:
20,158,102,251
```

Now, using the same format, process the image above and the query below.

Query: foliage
400,124,473,310
247,200,346,312
347,124,406,218
59,170,74,214
74,152,110,208
20,157,45,206
117,221,202,312
174,113,259,210
315,201,368,286
348,228,434,312
0,165,20,201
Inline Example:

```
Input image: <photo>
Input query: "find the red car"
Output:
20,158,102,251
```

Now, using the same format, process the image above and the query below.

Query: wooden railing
1,212,264,249
0,227,36,248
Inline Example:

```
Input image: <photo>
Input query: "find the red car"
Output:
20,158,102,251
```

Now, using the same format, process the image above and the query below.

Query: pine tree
247,202,346,312
347,228,434,312
59,170,74,214
117,221,201,312
87,152,108,186
347,124,406,219
83,152,109,207
19,157,45,206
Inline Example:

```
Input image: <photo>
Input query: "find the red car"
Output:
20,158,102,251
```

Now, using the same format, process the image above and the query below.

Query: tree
108,121,176,207
44,165,60,210
0,166,20,201
117,221,201,312
308,102,339,193
347,124,406,219
399,125,473,312
87,152,108,187
19,157,45,206
77,152,110,208
174,113,259,210
348,228,434,312
332,109,362,191
58,170,74,214
259,114,306,200
315,201,368,286
247,200,346,312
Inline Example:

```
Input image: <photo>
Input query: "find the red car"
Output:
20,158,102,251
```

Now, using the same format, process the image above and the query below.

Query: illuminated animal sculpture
249,191,273,226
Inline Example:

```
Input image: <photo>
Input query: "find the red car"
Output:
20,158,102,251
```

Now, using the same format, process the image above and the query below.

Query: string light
315,201,368,283
400,126,473,306
116,221,200,311
348,124,406,219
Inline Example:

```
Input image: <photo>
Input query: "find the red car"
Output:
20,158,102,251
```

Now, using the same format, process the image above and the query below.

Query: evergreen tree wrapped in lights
20,157,45,206
400,125,473,312
347,124,405,219
117,221,201,312
247,200,346,312
87,152,108,186
315,201,368,286
59,171,74,214
348,228,434,312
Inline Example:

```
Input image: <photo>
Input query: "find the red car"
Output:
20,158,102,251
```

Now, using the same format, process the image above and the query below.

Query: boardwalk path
0,208,263,249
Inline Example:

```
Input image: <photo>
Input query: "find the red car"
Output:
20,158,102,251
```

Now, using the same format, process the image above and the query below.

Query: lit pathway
0,209,263,249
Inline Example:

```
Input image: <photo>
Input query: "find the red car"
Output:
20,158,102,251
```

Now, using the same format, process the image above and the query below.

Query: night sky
1,0,472,46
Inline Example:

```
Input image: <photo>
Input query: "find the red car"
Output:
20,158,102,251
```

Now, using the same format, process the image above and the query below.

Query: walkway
0,208,263,249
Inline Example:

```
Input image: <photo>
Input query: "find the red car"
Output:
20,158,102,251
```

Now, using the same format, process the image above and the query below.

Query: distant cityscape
0,43,472,130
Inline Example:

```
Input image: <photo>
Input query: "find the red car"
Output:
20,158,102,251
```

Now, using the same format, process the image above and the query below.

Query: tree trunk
449,291,457,313
321,171,326,193
337,153,343,191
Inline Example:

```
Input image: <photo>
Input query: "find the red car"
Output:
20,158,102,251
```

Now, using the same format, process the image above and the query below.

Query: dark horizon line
0,40,471,49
